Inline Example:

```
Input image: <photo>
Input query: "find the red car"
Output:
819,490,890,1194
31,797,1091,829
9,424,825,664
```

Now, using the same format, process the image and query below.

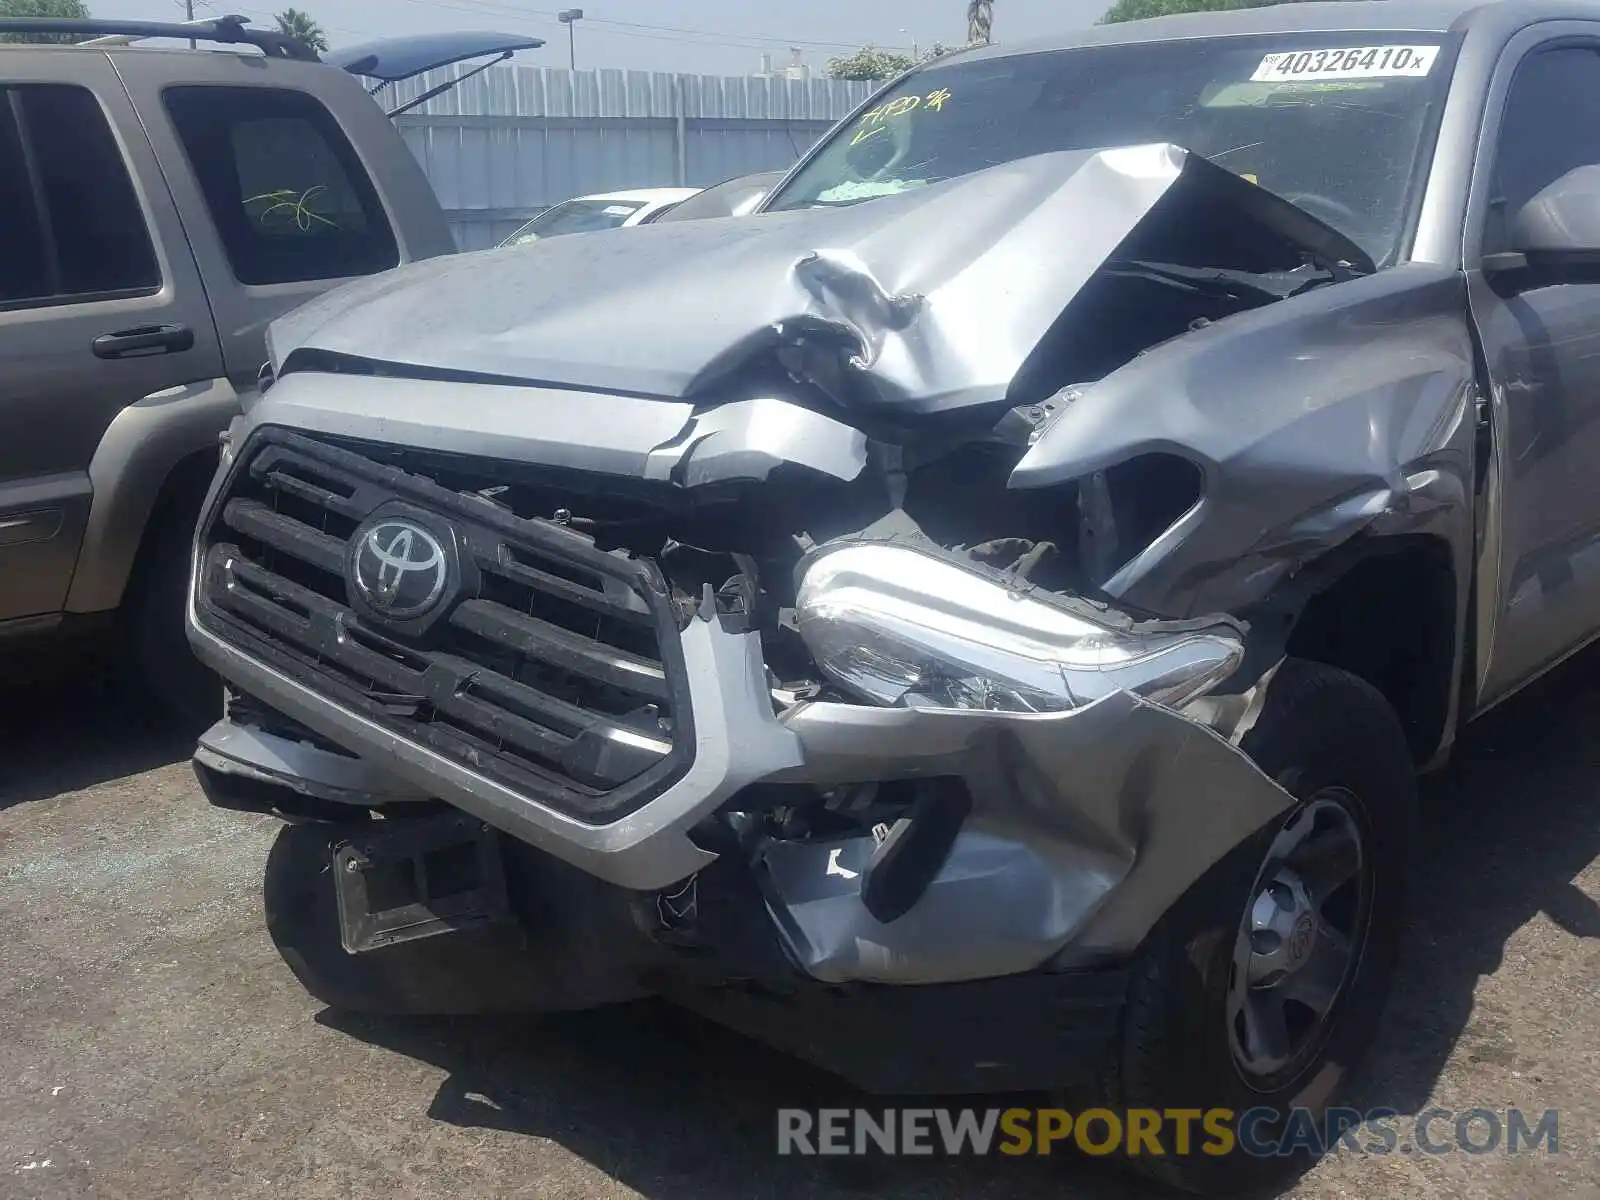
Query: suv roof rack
0,14,318,60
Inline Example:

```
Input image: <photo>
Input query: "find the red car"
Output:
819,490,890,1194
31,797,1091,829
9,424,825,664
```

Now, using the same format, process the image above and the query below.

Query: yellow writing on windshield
848,88,954,145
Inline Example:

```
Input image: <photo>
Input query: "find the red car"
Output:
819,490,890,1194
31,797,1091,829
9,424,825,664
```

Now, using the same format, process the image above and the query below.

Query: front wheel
1104,659,1418,1194
125,501,222,729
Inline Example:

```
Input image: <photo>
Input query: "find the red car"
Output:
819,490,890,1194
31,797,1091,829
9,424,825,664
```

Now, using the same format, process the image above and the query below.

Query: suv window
1487,45,1600,251
164,86,399,286
0,85,160,309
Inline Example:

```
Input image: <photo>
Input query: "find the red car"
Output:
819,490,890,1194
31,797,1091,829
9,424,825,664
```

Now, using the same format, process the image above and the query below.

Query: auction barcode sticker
1251,45,1440,82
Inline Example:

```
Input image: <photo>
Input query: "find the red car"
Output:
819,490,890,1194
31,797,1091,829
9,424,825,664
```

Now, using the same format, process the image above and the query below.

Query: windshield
768,34,1455,266
502,198,645,246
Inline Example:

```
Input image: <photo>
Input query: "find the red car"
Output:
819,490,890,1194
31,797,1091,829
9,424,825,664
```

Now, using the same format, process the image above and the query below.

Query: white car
499,188,701,246
654,170,784,222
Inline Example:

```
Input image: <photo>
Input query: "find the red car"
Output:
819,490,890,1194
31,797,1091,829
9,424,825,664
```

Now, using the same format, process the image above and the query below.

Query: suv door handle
91,324,195,360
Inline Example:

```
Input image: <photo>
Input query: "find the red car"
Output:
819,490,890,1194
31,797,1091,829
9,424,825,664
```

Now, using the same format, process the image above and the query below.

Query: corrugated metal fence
387,65,877,250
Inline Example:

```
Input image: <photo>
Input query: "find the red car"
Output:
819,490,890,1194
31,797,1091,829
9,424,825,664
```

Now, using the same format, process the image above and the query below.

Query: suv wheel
126,497,222,728
1104,659,1418,1194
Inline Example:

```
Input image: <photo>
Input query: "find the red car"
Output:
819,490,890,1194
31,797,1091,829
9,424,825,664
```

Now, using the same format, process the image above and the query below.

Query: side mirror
1485,164,1600,279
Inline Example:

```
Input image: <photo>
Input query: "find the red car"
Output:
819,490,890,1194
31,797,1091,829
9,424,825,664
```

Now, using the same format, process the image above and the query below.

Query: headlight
794,543,1244,713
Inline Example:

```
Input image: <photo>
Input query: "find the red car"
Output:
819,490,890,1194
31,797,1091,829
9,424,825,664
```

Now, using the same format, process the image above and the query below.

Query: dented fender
1012,262,1478,624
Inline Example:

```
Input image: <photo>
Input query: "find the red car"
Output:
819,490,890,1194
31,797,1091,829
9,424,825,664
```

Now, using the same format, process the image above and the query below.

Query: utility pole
558,8,583,70
185,0,195,49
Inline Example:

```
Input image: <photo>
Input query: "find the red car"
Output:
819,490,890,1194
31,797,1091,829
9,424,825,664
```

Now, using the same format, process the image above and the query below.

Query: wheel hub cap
1246,869,1319,985
1227,792,1370,1087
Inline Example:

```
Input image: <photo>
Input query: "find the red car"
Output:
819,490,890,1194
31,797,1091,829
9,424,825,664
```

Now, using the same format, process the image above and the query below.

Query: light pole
558,8,583,70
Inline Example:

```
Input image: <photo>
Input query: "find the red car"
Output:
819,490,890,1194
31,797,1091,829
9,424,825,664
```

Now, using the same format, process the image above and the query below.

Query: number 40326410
1251,44,1439,82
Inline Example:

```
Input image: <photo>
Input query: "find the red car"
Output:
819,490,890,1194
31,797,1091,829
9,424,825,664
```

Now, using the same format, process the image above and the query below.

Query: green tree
273,7,328,52
1099,0,1274,23
827,45,916,81
0,0,91,44
826,42,955,82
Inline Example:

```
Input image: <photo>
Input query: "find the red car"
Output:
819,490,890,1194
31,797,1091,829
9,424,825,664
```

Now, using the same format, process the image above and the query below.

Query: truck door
0,53,223,624
1468,34,1600,706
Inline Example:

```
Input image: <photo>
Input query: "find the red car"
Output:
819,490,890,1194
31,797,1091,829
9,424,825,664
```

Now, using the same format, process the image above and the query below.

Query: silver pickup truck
0,17,537,717
188,1,1600,1190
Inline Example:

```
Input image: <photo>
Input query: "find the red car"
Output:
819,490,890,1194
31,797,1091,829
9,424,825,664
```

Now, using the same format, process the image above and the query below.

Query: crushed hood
270,144,1371,415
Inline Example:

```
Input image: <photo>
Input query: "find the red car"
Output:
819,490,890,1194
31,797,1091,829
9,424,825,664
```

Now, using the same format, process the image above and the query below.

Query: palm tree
966,0,994,45
273,8,328,53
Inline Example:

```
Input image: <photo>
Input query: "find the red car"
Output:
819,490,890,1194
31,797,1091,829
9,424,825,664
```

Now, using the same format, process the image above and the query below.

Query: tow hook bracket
861,778,973,924
332,814,511,954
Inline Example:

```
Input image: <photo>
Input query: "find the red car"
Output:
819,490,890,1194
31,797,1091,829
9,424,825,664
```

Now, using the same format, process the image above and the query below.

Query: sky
114,0,1112,76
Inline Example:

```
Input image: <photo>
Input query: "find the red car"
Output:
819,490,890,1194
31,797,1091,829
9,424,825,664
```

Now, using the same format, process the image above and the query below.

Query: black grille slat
429,651,666,754
210,553,320,640
195,429,695,825
424,671,584,768
451,599,669,702
485,548,656,628
222,499,346,575
256,466,365,521
212,550,432,695
211,550,664,781
426,684,586,769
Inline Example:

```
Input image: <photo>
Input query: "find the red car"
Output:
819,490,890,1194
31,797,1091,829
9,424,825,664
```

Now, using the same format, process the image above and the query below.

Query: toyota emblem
1285,912,1317,969
350,519,450,620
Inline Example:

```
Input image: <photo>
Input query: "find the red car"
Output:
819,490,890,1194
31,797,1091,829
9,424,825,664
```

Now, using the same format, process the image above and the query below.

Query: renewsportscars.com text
776,1107,1561,1159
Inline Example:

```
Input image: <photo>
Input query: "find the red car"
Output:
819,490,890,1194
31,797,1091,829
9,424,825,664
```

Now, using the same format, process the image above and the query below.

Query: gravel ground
1,654,1597,1199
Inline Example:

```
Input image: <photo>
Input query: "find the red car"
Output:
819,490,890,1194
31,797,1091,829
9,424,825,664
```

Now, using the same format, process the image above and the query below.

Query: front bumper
190,411,1296,988
194,594,1296,985
190,598,803,891
258,810,1130,1093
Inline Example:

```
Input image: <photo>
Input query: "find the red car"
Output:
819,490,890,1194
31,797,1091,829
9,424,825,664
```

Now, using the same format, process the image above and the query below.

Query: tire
125,498,222,729
1103,659,1419,1194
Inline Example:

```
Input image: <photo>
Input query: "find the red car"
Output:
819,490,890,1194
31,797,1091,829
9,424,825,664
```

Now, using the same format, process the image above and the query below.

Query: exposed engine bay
335,400,1211,670
257,141,1387,632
